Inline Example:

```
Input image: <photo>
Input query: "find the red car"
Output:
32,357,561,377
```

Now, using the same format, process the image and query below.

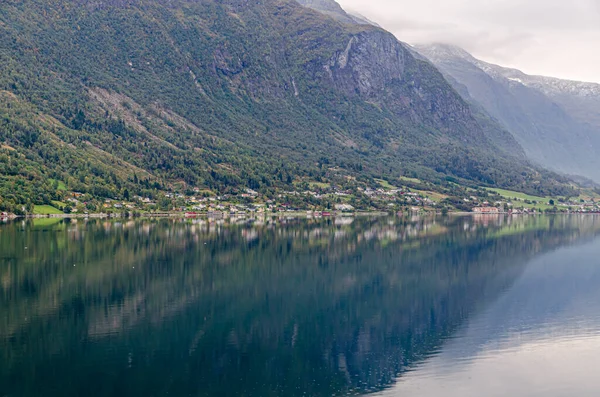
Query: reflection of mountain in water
378,232,600,397
1,216,600,396
420,236,600,364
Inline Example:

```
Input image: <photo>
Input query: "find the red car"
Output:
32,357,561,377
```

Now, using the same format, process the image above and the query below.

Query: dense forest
0,0,576,212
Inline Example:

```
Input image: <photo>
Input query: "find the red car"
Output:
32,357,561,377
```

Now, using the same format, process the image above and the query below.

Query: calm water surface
1,215,600,396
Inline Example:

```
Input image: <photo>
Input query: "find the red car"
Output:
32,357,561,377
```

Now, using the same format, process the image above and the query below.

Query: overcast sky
337,0,600,83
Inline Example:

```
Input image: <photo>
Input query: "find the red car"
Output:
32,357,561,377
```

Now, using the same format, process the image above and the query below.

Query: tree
158,197,171,211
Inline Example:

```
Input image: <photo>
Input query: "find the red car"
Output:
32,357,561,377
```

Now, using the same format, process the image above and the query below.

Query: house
473,207,500,214
335,204,354,212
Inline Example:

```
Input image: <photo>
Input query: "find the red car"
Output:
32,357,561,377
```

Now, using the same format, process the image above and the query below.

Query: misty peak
414,43,475,62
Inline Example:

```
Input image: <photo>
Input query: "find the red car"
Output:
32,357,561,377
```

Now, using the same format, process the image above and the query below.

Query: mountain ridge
416,43,600,183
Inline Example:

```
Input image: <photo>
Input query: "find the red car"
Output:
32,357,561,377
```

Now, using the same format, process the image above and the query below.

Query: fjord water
1,216,600,396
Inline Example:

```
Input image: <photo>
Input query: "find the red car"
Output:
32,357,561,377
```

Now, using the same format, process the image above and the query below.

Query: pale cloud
338,0,600,83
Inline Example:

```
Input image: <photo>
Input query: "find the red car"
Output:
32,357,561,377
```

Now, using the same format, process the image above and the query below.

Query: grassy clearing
195,189,215,196
375,179,397,190
486,188,547,202
33,205,64,215
399,176,422,184
485,188,556,210
49,179,67,190
51,200,67,208
308,181,330,189
414,189,448,203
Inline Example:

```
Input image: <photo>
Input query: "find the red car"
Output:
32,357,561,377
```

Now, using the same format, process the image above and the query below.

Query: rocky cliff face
321,32,519,152
417,43,600,183
325,31,407,97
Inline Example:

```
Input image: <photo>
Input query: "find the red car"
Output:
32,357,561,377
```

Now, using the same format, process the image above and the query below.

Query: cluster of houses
361,188,435,205
470,195,600,214
33,179,600,216
93,184,437,214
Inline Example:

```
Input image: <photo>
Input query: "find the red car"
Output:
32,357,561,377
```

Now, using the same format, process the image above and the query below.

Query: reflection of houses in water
473,207,500,214
334,217,354,226
472,213,505,227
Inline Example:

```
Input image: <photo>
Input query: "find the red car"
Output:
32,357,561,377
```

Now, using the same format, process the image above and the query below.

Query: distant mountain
416,44,600,183
0,0,575,212
491,69,600,133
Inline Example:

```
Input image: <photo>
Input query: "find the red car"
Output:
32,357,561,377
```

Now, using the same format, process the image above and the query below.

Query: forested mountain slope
0,0,574,211
417,44,600,183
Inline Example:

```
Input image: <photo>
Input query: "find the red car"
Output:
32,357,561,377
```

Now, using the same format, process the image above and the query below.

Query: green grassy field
307,181,331,189
485,188,557,210
33,205,64,215
399,176,422,184
415,190,448,203
375,179,397,190
48,179,67,191
486,188,547,202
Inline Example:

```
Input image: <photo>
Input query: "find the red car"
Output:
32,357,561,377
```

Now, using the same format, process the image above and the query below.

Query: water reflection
379,236,600,397
1,215,600,396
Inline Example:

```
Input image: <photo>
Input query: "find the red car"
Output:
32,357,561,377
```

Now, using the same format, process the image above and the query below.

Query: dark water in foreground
1,215,600,396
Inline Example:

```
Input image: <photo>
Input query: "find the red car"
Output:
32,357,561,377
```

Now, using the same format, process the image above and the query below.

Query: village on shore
3,180,600,219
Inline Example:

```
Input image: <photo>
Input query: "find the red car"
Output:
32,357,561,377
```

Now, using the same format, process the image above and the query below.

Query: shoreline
4,211,599,221
9,211,391,219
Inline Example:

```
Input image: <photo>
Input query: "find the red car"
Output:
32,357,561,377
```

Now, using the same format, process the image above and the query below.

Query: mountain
489,70,600,133
416,44,600,183
0,0,574,212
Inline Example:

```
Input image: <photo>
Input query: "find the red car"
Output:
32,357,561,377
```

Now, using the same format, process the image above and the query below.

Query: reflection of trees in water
1,215,600,396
